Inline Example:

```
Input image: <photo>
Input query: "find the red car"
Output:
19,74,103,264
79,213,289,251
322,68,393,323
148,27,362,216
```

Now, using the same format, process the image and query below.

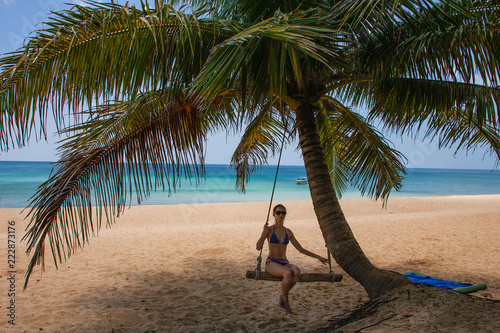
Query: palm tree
1,0,499,301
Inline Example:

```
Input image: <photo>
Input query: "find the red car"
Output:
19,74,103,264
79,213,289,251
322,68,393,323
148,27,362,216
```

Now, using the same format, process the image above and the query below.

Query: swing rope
255,129,286,279
326,245,334,281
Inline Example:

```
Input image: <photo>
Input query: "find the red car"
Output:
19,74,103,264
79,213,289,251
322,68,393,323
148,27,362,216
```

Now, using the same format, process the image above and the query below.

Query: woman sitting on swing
256,204,328,314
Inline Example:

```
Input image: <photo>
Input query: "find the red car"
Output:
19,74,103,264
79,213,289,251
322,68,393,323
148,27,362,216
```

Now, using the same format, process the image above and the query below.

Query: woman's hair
273,204,286,214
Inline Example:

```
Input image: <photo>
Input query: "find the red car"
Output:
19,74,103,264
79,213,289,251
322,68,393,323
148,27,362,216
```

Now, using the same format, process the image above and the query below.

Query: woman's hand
256,221,270,250
317,256,328,265
262,221,270,234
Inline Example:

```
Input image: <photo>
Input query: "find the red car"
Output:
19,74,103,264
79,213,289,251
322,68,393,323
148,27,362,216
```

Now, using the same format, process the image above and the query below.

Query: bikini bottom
265,257,289,266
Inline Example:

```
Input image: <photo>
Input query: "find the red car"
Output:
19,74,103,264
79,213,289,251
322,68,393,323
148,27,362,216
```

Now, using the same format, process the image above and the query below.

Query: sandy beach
1,195,499,332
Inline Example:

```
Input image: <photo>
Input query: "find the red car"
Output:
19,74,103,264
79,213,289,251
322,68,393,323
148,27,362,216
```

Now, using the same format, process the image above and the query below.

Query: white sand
1,195,499,332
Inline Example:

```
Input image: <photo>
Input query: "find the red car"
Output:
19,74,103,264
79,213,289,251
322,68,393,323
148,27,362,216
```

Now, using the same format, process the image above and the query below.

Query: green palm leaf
351,0,500,124
362,78,500,130
231,101,294,191
317,97,406,200
0,1,230,150
22,91,212,288
425,109,500,161
191,11,353,104
383,0,498,86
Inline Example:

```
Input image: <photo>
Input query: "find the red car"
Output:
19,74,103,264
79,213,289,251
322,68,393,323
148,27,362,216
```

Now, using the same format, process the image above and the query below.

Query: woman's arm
256,222,270,250
288,229,328,264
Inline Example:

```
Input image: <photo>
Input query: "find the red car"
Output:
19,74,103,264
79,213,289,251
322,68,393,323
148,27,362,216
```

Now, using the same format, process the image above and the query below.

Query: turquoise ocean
1,161,500,208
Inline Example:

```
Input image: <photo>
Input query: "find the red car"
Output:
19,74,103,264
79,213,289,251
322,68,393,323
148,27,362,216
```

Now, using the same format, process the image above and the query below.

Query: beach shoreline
1,195,499,332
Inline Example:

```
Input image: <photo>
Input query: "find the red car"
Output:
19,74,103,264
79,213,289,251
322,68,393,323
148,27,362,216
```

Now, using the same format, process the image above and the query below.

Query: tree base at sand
318,284,500,332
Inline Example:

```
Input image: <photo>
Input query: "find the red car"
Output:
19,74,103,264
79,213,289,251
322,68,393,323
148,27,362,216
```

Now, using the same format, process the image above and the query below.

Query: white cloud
2,0,16,5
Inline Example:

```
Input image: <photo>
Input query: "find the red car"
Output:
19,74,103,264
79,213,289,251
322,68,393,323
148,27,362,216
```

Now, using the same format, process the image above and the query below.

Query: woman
256,204,328,314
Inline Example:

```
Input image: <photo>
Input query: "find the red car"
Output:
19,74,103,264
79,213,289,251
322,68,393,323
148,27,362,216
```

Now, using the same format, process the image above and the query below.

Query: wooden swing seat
246,270,343,283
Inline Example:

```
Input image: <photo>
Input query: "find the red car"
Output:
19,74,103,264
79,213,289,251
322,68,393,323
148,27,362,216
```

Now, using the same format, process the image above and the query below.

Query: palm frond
424,108,500,163
21,91,211,288
318,96,407,201
191,11,353,106
180,0,326,22
399,2,499,86
355,0,500,90
315,99,351,198
0,1,232,150
333,0,411,27
231,102,294,191
361,78,500,132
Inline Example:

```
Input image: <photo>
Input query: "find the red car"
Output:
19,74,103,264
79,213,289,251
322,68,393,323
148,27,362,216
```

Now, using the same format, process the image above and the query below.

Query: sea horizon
1,160,500,208
2,159,500,169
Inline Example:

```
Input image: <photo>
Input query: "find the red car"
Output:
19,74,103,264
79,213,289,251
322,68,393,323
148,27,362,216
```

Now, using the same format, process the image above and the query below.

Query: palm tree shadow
67,256,353,332
69,257,270,331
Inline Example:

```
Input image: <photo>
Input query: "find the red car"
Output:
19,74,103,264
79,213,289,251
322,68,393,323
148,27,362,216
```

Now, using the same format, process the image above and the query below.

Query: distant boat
296,177,307,185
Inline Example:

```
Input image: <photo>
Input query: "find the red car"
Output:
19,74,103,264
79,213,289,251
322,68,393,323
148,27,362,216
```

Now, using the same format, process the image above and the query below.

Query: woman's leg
287,264,301,291
266,262,296,314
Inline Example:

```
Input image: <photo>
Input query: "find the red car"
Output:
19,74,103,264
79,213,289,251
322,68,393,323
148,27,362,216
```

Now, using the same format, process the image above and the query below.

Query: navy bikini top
270,227,289,245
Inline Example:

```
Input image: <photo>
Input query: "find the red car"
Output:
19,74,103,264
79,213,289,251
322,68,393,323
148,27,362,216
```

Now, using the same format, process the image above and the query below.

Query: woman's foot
278,295,285,309
283,300,293,314
279,294,293,314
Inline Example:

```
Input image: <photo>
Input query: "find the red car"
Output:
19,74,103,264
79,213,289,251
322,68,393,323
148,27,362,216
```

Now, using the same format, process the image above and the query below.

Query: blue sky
0,0,498,169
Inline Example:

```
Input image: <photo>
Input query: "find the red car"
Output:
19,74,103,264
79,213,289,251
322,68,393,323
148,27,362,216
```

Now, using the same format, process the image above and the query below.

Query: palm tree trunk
295,102,410,299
